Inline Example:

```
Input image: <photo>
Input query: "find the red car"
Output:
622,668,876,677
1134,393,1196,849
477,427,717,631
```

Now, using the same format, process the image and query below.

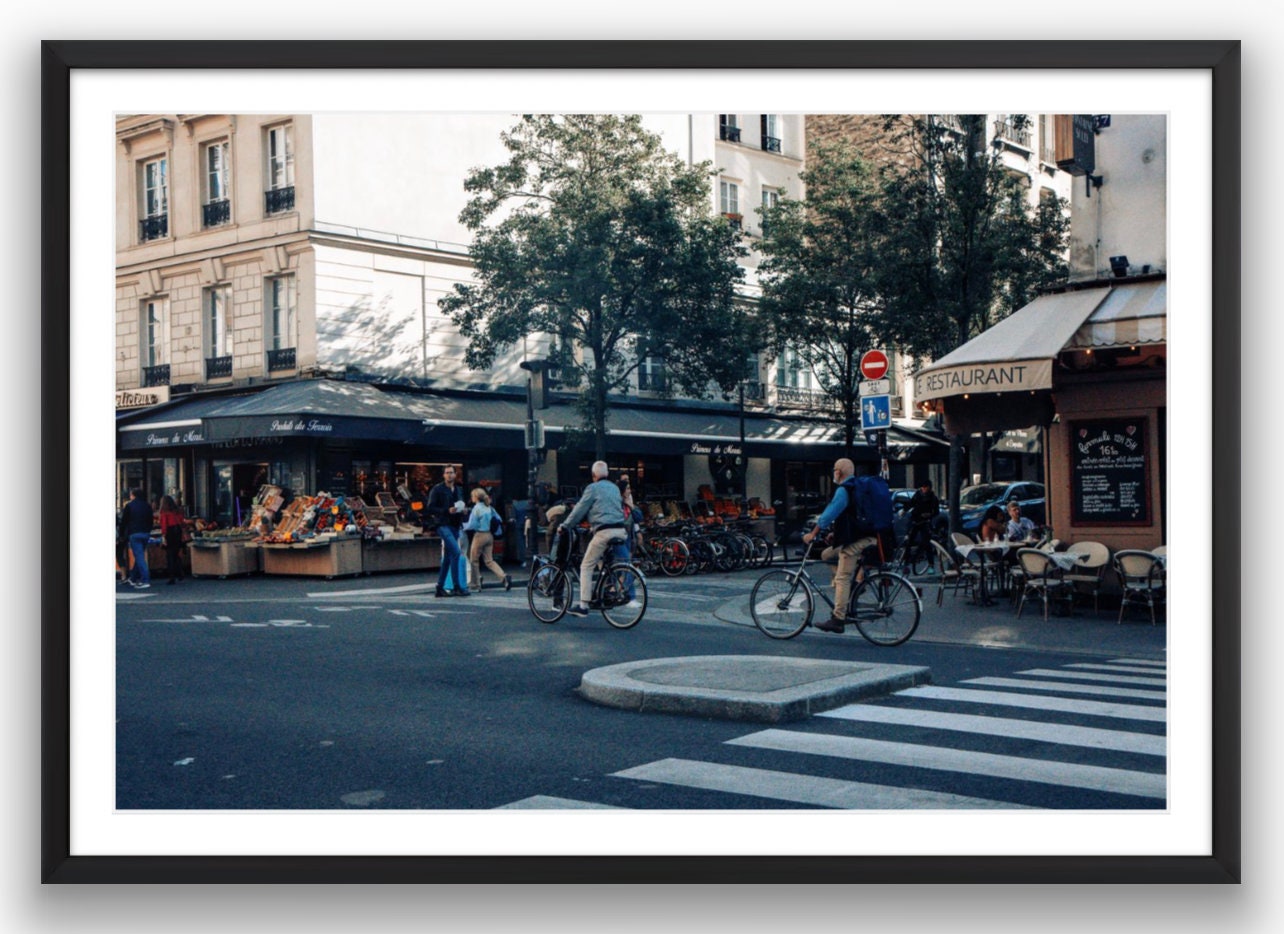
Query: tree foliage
438,114,753,459
756,141,884,455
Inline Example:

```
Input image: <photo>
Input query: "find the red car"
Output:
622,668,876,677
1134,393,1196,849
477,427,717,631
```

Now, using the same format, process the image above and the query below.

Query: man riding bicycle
802,458,891,634
559,460,634,618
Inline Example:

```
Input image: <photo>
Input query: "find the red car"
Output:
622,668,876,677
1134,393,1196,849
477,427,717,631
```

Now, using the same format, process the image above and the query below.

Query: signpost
858,350,891,478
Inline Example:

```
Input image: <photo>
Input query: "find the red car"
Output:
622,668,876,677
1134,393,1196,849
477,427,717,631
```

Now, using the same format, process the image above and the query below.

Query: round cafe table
957,541,1013,606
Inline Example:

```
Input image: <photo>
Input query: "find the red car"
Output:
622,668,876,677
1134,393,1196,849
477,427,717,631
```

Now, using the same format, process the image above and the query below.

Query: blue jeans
436,526,467,593
128,532,151,584
611,538,636,600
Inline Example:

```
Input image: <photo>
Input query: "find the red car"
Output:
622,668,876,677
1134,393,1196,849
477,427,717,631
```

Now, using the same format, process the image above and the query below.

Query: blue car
958,481,1046,536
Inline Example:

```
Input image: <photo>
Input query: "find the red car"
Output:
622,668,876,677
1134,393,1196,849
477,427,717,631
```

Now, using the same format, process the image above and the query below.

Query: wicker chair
1063,541,1111,615
1114,550,1166,625
930,539,978,605
1014,548,1074,621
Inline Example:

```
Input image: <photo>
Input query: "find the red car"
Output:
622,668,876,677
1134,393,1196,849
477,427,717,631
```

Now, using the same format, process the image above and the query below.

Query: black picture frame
42,39,1240,884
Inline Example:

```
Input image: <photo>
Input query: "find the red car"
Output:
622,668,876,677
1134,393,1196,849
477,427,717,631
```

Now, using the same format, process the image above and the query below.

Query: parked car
957,481,1046,535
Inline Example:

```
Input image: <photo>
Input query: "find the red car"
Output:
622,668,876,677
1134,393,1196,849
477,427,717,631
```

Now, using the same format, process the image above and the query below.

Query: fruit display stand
189,537,262,578
260,536,363,579
360,534,442,574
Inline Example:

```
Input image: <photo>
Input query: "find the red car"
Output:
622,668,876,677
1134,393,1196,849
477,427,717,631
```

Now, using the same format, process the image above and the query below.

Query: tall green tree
438,114,753,460
873,114,1070,523
756,142,884,456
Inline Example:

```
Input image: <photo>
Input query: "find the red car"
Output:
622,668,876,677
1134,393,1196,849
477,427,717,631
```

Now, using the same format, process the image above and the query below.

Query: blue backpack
835,474,894,543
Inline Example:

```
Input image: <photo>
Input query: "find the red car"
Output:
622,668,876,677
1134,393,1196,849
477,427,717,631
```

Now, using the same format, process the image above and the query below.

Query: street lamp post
519,358,547,564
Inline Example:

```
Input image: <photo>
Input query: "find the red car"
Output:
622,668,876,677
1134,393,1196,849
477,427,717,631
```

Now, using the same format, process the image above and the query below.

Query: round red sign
860,349,889,380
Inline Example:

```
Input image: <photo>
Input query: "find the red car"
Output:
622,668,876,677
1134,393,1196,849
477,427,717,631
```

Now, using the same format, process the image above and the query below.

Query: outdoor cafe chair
1113,549,1165,625
1014,548,1074,621
1063,541,1111,615
930,539,978,605
1151,545,1167,557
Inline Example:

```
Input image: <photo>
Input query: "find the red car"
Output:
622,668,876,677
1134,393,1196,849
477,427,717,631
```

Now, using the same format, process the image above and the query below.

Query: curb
578,655,932,723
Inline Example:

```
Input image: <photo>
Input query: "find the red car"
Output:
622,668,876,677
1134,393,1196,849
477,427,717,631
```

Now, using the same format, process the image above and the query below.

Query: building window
719,179,741,228
204,285,232,379
139,156,168,242
265,124,295,214
202,139,231,228
638,354,668,393
141,298,169,386
776,345,815,390
719,114,741,143
266,275,297,372
760,187,781,237
760,114,782,153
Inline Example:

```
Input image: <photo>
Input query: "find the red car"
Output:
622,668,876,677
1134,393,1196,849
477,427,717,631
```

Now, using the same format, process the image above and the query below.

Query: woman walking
463,488,511,592
157,495,186,584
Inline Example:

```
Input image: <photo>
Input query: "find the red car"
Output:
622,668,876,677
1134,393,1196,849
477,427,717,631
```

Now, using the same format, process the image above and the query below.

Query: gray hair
591,460,609,480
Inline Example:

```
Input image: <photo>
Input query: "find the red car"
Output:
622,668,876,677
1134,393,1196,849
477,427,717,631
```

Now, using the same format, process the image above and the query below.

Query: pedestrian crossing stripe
896,686,1167,722
1108,658,1166,667
817,705,1166,756
727,731,1167,799
1065,663,1168,675
612,758,1030,810
1014,668,1167,687
496,796,625,809
962,677,1165,701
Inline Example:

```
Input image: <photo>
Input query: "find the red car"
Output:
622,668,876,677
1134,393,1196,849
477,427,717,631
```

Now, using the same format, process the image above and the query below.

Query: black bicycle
890,518,936,576
749,538,922,646
527,529,648,629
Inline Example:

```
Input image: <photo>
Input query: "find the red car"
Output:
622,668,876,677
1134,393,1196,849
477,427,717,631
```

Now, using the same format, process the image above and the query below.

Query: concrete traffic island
578,655,931,723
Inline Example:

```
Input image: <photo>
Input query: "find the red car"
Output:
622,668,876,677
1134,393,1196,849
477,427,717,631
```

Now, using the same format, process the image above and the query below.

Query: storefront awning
117,378,944,462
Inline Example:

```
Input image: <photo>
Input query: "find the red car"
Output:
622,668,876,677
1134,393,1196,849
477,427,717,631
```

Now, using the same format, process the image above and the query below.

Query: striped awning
1065,280,1167,350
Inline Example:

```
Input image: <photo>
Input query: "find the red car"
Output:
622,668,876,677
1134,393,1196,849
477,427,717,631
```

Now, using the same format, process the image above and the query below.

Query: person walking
463,488,511,591
427,465,470,598
120,487,154,589
157,495,186,585
801,459,885,633
561,461,632,618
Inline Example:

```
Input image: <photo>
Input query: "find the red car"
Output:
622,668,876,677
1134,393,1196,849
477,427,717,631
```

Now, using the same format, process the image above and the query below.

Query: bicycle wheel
527,563,571,623
750,534,773,568
659,538,689,577
908,548,932,577
849,570,921,646
749,569,813,639
601,563,647,629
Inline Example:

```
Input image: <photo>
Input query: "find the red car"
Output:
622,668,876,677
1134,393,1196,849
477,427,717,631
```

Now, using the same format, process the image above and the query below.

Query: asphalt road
115,569,1166,811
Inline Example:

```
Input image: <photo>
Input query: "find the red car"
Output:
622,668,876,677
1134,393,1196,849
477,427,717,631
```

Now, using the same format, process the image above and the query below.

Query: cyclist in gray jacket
561,461,628,617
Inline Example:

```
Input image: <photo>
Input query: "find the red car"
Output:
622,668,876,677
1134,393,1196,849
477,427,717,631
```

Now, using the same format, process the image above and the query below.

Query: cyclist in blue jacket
802,458,880,634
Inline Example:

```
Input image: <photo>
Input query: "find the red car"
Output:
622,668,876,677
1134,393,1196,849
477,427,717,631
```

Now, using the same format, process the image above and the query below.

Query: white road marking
1014,668,1167,687
613,758,1030,809
140,615,234,623
1065,663,1168,675
962,677,1165,701
307,584,434,597
495,796,627,809
894,686,1167,722
728,731,1166,799
1109,658,1166,667
818,705,1166,756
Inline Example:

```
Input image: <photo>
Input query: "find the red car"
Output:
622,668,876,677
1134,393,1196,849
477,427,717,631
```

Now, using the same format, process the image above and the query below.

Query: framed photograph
44,40,1239,883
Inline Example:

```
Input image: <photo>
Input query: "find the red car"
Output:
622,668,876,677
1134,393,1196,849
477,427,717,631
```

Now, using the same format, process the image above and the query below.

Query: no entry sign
860,349,889,381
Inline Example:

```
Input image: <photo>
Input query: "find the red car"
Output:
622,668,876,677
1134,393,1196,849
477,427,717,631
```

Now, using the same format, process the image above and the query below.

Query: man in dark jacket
427,465,470,598
120,487,154,588
907,479,941,566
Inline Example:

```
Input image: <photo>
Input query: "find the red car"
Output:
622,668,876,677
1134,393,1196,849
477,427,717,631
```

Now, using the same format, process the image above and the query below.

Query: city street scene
114,111,1167,812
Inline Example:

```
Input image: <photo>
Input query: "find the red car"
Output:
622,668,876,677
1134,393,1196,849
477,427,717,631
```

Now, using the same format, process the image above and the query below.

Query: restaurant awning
911,278,1166,435
117,378,944,461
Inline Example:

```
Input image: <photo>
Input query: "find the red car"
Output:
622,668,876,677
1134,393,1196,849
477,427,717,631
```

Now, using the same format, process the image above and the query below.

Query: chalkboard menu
1071,418,1149,525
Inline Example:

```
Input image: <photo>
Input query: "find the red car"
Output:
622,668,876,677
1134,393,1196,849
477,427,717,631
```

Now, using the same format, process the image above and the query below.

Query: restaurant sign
115,386,170,409
913,359,1052,403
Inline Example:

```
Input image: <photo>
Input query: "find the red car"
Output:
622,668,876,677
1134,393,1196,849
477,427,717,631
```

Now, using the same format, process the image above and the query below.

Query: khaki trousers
468,531,505,588
580,527,627,606
825,535,877,619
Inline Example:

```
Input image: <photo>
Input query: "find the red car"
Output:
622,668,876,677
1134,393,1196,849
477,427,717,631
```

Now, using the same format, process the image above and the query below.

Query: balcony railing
722,212,743,230
741,381,765,403
203,199,230,228
719,124,741,143
775,385,839,412
141,364,170,387
205,355,233,379
265,185,295,215
761,135,782,154
267,347,297,372
993,115,1033,150
139,214,168,242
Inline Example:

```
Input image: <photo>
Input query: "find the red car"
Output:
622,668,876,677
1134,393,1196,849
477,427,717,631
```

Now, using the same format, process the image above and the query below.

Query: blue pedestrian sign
861,394,891,431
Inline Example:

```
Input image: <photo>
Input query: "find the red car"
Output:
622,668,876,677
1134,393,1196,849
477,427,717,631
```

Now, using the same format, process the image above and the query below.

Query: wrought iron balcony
202,199,230,228
719,125,741,143
139,214,168,242
741,381,765,403
761,135,782,154
267,347,297,372
775,385,839,412
993,115,1032,150
141,364,170,387
205,355,233,379
265,185,295,215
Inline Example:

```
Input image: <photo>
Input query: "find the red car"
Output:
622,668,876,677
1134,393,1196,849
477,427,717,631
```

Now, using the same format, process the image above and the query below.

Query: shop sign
913,359,1052,402
116,386,170,409
689,441,742,456
1070,418,1149,525
139,427,204,447
269,418,335,434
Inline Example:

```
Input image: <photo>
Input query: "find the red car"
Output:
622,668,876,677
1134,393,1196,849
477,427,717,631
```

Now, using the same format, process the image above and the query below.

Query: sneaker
566,604,590,617
814,617,845,633
134,582,151,590
625,599,643,610
503,575,512,591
